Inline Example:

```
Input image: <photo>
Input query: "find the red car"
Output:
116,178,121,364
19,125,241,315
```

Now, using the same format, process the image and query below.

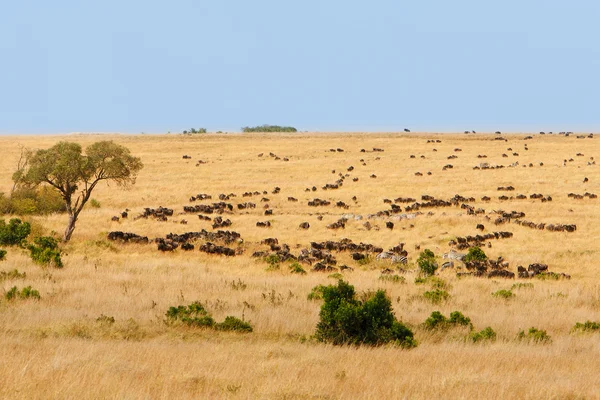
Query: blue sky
1,1,599,133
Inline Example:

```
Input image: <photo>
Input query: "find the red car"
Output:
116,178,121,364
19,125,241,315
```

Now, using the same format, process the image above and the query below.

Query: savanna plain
1,132,600,399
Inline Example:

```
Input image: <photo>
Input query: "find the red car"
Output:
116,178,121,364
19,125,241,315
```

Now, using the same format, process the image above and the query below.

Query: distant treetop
242,124,297,133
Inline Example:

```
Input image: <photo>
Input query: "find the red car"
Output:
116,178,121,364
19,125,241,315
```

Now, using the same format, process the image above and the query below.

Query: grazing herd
107,133,593,281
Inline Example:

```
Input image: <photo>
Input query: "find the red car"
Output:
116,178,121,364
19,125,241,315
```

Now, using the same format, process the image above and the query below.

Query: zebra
441,261,454,270
443,251,465,261
391,255,408,264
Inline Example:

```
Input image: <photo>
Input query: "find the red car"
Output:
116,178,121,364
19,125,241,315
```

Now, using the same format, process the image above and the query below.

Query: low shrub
289,262,307,275
90,199,101,208
511,283,534,290
307,284,327,300
423,311,472,330
314,280,416,348
470,327,497,343
1,187,65,215
215,316,253,333
28,236,63,268
328,273,343,280
0,269,26,281
464,246,488,263
242,125,297,133
423,289,450,304
417,249,437,276
0,218,31,246
96,314,116,324
492,289,514,299
517,327,551,343
379,274,406,284
572,321,600,333
166,302,215,327
0,249,6,260
5,285,40,301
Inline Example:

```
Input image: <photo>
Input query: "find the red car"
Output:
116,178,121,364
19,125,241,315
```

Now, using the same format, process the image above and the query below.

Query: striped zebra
391,255,408,264
443,251,466,262
441,261,454,270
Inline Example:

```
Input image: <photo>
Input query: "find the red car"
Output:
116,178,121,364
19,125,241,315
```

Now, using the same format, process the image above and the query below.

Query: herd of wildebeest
107,133,596,281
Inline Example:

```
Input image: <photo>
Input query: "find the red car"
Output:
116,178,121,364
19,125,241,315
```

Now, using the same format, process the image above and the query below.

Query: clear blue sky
1,1,599,133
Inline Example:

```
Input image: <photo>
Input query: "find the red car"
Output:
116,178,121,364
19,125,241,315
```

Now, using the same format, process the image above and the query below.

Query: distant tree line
242,124,297,133
183,128,207,134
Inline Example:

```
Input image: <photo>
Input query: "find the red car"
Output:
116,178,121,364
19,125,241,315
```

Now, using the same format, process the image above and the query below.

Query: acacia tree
20,141,143,242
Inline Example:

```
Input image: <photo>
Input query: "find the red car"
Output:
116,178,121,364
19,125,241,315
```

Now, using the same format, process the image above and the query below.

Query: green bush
423,311,472,330
379,274,406,284
470,327,497,343
0,218,31,246
307,284,327,301
242,125,297,133
517,327,551,343
166,302,253,333
28,236,63,268
423,289,450,304
1,187,66,215
572,321,600,333
464,246,488,263
289,262,307,275
215,316,253,333
0,249,6,260
314,280,416,347
166,302,216,327
417,249,437,276
328,273,343,280
90,199,101,208
511,283,534,290
183,128,207,134
492,289,514,299
0,269,26,281
5,285,40,301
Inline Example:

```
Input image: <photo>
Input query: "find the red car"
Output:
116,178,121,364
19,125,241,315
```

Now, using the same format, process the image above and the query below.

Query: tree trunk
63,214,77,242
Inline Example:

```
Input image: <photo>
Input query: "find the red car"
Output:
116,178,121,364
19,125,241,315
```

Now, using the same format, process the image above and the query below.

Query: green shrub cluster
379,274,406,284
289,262,307,275
28,236,63,268
0,269,26,281
511,283,534,290
5,285,40,301
314,280,416,347
423,289,450,304
0,218,31,246
166,301,252,333
242,125,297,133
0,249,6,261
423,311,472,330
572,321,600,333
469,327,497,343
417,249,437,276
183,128,207,134
492,289,514,299
307,284,327,300
517,327,551,343
0,187,66,215
464,246,488,263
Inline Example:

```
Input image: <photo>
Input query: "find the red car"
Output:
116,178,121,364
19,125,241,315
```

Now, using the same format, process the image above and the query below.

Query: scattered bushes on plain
314,280,416,348
511,282,534,290
464,246,488,263
242,125,297,133
183,128,207,134
5,285,40,301
492,289,514,299
165,301,252,333
289,262,307,275
0,218,31,246
470,327,497,343
423,289,450,304
0,269,26,281
572,321,600,333
28,236,63,268
379,274,406,284
517,327,551,343
423,311,472,330
417,249,437,276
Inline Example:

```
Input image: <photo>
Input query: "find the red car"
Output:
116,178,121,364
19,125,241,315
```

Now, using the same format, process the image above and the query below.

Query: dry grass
1,132,600,399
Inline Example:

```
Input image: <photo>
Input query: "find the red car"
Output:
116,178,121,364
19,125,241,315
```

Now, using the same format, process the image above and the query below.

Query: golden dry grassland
1,132,600,399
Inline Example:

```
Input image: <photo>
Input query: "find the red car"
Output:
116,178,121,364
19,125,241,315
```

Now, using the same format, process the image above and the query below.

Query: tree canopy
20,141,143,241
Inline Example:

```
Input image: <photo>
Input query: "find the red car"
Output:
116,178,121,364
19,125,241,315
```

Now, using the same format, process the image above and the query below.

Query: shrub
0,218,31,246
470,327,497,343
184,128,207,134
517,327,551,343
90,199,101,208
96,314,116,324
464,246,488,263
1,187,66,215
264,254,281,270
314,280,415,347
492,289,514,299
5,285,40,301
28,236,63,268
242,125,297,133
289,262,307,275
417,249,437,276
165,302,215,327
511,283,534,290
307,284,327,300
328,273,343,280
423,311,472,330
379,274,406,284
215,316,253,333
423,289,450,304
572,321,600,333
0,269,26,281
0,249,6,261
